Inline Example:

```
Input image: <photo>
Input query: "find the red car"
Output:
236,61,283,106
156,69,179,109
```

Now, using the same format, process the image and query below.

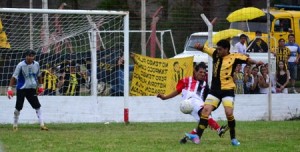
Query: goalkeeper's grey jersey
12,60,41,89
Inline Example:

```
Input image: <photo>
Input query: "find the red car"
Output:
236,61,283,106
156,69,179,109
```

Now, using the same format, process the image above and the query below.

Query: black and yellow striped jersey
62,73,86,96
274,46,290,67
41,69,58,91
203,47,248,90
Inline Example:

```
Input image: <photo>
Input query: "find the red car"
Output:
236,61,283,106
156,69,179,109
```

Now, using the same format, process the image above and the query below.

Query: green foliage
97,0,128,10
271,0,289,6
0,121,299,152
157,2,201,56
58,0,81,9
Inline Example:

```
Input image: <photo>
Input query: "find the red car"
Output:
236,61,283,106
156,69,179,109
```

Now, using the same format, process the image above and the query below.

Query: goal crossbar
0,8,128,15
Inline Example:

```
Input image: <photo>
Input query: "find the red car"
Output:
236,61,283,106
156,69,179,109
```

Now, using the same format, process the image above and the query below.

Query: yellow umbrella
0,41,10,48
0,19,2,31
226,7,265,22
212,29,244,45
0,31,11,48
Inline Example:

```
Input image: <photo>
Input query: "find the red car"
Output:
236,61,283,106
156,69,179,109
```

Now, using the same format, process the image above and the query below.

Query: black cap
255,30,262,34
24,49,36,56
70,60,77,67
44,63,56,69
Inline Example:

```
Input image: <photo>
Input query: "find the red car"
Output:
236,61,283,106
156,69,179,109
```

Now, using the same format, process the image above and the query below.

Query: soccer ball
179,99,193,114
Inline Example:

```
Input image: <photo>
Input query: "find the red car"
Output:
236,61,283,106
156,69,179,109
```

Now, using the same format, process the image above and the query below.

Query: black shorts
205,89,235,108
209,89,235,100
16,89,41,111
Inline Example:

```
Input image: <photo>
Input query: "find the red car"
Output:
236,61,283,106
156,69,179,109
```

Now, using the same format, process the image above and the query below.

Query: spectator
234,34,247,54
41,64,58,95
275,60,290,93
247,30,268,52
249,66,260,94
285,33,300,93
258,65,274,94
243,64,252,94
98,49,124,96
84,48,125,96
60,61,86,96
233,64,244,94
110,54,124,96
272,38,291,69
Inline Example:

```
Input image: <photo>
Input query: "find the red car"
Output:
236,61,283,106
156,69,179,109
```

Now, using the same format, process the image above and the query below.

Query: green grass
0,121,299,152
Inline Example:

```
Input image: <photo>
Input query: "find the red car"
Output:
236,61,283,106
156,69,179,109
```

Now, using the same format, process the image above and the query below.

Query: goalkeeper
157,62,228,144
7,49,48,131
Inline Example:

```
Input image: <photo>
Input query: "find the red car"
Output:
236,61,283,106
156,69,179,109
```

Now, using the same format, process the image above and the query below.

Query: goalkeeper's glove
38,84,44,95
7,86,13,99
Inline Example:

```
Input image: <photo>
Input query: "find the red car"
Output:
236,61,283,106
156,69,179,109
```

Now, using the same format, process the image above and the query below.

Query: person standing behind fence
275,60,290,93
243,64,252,94
272,38,290,69
6,49,48,131
247,30,268,52
249,66,260,94
285,34,300,94
258,65,273,94
41,64,58,95
234,34,247,54
111,54,124,96
233,64,244,94
60,61,86,96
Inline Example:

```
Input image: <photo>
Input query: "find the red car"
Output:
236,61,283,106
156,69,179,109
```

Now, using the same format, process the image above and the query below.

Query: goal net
0,8,129,96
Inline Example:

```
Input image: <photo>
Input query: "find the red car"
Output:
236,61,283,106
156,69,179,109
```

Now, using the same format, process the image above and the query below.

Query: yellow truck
230,5,300,48
174,5,300,70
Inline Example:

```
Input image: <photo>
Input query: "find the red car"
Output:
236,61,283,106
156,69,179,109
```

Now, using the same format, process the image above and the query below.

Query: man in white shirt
285,34,300,93
234,34,248,54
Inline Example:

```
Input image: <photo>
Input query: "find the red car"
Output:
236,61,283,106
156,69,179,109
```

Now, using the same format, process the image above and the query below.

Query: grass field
0,121,299,152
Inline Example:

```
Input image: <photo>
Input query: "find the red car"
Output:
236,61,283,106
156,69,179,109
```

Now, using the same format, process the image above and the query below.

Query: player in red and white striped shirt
157,62,227,144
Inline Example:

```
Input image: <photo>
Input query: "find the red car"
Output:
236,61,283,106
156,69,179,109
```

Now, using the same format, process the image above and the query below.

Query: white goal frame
0,8,130,122
130,30,177,58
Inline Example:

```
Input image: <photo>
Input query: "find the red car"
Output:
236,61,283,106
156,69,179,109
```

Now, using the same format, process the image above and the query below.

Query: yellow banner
130,54,193,96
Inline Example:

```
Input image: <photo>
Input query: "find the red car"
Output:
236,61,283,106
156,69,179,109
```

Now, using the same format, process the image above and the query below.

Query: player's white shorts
188,98,204,122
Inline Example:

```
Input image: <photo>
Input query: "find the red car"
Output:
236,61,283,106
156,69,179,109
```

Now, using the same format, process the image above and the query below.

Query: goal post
129,30,177,59
0,7,129,99
0,7,130,122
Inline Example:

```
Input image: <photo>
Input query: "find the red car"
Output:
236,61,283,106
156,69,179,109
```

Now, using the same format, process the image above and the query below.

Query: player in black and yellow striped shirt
41,65,58,95
60,62,86,96
191,39,263,146
272,38,290,69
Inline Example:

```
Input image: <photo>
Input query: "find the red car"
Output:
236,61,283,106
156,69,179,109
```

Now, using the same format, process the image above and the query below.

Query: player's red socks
208,118,220,130
190,128,197,134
